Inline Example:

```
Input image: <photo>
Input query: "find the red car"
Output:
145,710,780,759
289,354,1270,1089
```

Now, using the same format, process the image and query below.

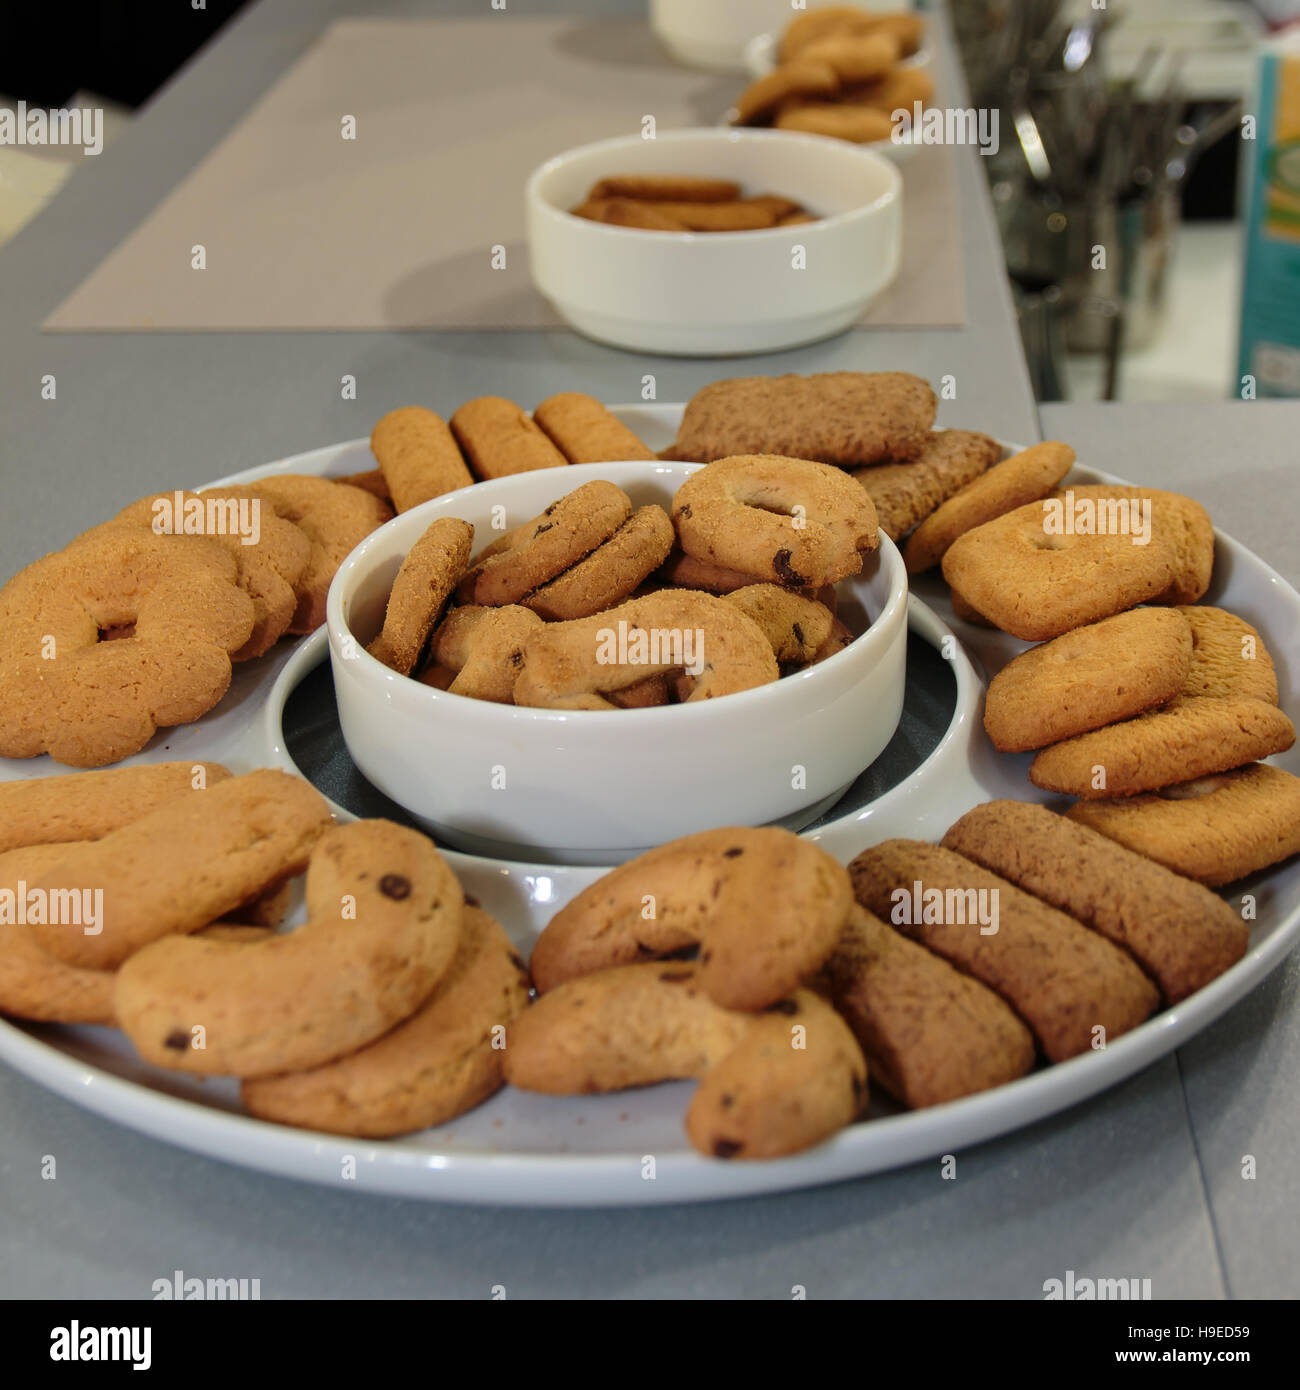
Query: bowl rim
525,127,902,246
326,458,910,727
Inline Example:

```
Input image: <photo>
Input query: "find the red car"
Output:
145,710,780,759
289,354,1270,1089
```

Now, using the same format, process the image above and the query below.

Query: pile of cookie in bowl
0,369,1296,1161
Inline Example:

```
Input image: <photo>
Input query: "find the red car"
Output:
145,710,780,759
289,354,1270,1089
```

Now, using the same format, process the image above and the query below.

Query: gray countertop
0,1,1296,1299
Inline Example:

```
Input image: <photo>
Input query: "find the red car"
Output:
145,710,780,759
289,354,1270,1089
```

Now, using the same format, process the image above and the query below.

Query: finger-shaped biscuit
242,906,530,1136
450,396,570,480
573,197,691,230
1178,606,1279,703
671,372,937,467
623,200,780,231
903,442,1075,573
774,103,894,143
1029,696,1295,799
1066,763,1300,886
850,839,1159,1062
795,31,901,83
723,584,834,662
532,392,657,464
0,761,230,855
522,505,675,621
461,480,633,606
366,517,474,675
814,905,1034,1108
984,608,1194,753
512,589,778,709
852,429,1002,541
370,406,474,512
116,820,463,1078
503,962,866,1159
733,61,840,126
431,604,543,703
530,827,850,1010
109,490,312,661
943,801,1248,1004
673,454,878,588
588,175,741,202
29,769,331,970
941,503,1179,642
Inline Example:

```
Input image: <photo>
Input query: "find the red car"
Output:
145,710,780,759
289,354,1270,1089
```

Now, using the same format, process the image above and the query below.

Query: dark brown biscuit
1066,764,1300,886
983,609,1194,753
669,372,938,467
852,429,1003,540
450,396,569,480
1029,697,1295,798
849,839,1160,1062
814,904,1035,1107
366,517,473,675
370,407,474,512
943,800,1249,1003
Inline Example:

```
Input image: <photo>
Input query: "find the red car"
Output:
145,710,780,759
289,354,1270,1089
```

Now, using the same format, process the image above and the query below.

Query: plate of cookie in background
0,372,1297,1206
729,5,934,159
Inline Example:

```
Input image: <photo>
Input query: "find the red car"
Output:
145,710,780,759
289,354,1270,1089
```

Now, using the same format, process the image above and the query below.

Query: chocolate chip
164,1030,189,1051
713,1139,742,1159
463,894,480,907
852,1074,867,1108
792,622,804,646
379,874,411,900
658,969,693,983
534,522,554,535
720,1093,734,1109
678,503,692,519
773,549,807,586
723,846,744,859
508,952,527,973
766,999,799,1015
509,649,524,667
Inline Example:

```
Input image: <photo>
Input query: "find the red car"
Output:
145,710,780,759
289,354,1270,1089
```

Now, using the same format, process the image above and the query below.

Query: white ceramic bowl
525,129,902,356
327,461,909,863
650,0,805,72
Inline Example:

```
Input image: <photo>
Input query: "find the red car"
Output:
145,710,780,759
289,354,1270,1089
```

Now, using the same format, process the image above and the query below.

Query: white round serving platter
0,404,1297,1207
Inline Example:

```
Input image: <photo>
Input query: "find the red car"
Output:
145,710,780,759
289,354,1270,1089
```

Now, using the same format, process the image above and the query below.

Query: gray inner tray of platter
283,631,957,856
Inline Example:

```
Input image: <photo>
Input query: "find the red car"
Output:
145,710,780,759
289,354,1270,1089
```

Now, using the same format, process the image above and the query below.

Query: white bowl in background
525,128,902,356
650,0,807,73
327,461,909,863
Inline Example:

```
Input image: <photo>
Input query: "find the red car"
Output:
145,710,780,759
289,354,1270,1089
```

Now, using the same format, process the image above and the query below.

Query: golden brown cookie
573,198,692,231
429,603,543,703
669,372,938,467
983,608,1194,753
732,61,840,126
532,392,657,464
110,489,311,661
723,584,834,662
503,962,866,1160
366,517,474,675
450,396,570,480
852,429,1003,541
1179,606,1279,703
843,65,935,114
530,826,850,1010
370,406,474,512
611,200,781,232
1028,697,1295,799
795,31,901,83
0,529,255,767
1066,764,1300,886
588,175,742,202
607,671,671,708
814,904,1035,1107
943,800,1249,1004
949,588,993,626
902,442,1076,573
225,474,392,633
849,839,1160,1062
778,5,884,61
115,820,463,1078
1046,485,1214,605
522,505,675,621
941,501,1179,642
672,454,879,588
513,589,779,709
811,615,855,663
773,103,895,142
242,905,530,1136
29,769,331,970
656,550,765,593
336,467,394,507
460,480,632,607
0,762,230,854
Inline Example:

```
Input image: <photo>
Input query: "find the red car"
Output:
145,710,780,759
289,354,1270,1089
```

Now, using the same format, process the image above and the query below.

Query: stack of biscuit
0,764,531,1139
730,6,931,144
363,445,881,708
570,174,819,233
